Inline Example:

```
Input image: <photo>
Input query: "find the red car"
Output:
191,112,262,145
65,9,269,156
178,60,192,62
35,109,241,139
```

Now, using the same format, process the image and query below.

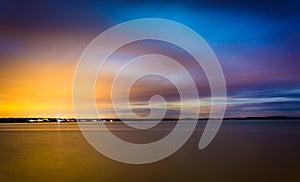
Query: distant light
56,118,63,123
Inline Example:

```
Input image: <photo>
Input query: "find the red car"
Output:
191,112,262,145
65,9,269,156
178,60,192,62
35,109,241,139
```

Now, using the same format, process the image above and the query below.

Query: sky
0,0,299,118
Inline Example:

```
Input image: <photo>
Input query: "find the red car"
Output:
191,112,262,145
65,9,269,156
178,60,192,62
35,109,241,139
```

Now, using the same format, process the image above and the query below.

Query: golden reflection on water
0,121,299,181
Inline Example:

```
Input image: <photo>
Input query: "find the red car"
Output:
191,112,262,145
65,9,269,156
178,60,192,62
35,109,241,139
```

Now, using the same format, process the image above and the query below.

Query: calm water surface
0,120,299,181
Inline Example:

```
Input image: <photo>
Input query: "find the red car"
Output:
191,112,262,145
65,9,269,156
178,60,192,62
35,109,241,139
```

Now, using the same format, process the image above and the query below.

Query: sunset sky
0,0,299,118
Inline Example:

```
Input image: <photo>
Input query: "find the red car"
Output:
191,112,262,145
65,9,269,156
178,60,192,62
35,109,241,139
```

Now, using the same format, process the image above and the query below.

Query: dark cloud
1,0,298,30
0,0,111,32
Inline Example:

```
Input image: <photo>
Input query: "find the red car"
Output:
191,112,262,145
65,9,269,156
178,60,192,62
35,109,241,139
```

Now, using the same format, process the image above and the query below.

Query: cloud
1,0,299,117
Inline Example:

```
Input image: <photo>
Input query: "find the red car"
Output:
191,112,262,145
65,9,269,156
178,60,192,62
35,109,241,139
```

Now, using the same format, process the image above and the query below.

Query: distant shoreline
0,116,300,123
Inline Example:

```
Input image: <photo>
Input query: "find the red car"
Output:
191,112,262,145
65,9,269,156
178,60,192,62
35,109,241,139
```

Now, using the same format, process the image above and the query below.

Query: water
0,120,299,181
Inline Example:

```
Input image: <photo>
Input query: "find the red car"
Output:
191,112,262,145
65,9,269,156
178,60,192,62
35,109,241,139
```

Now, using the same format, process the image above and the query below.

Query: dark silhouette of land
0,116,299,123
